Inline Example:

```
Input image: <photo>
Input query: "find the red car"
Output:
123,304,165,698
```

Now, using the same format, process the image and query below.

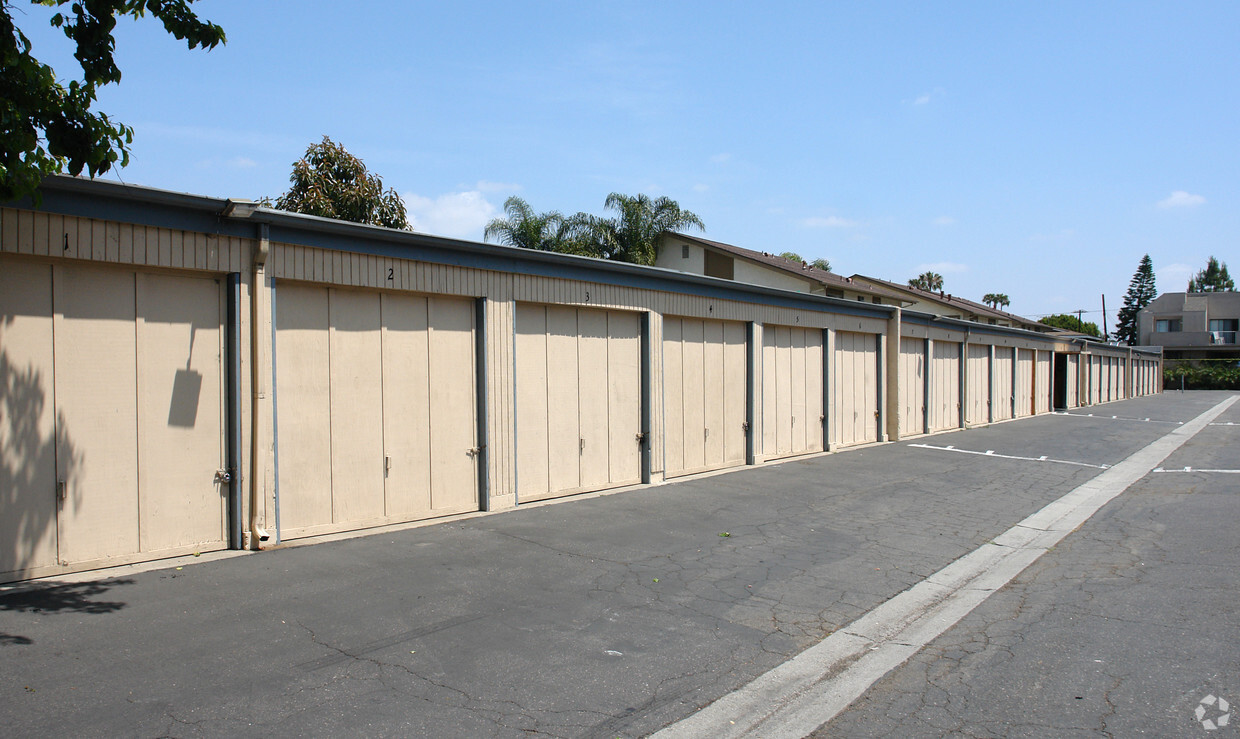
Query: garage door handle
579,438,585,452
57,479,66,504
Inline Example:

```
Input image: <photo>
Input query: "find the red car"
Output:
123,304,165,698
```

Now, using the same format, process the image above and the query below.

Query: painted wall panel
427,297,478,512
929,341,961,432
380,294,432,518
545,306,581,495
1035,351,1051,414
966,344,990,425
832,332,878,447
52,264,140,564
274,284,334,532
899,337,926,436
514,304,550,500
577,308,611,490
993,347,1014,421
664,317,747,475
135,273,225,552
763,325,825,458
328,289,386,524
606,311,642,485
515,304,640,499
0,259,59,575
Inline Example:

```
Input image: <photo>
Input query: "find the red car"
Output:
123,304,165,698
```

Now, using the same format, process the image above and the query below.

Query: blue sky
20,1,1239,325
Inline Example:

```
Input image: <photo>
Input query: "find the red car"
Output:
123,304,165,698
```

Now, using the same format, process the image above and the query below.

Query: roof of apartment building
849,274,1050,332
664,232,905,302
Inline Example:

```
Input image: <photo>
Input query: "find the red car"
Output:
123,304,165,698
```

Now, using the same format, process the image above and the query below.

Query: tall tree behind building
909,271,944,291
1114,254,1157,345
1187,256,1235,292
270,137,410,229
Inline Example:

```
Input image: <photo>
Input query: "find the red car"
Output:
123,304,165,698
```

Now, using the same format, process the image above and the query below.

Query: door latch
635,431,646,446
466,446,482,457
214,469,232,484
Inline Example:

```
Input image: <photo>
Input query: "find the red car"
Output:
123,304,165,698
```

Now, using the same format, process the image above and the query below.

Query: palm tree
909,271,944,291
982,293,1011,310
483,197,597,256
594,193,704,266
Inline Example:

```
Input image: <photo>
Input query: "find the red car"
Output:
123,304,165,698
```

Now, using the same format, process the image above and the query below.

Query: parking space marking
655,395,1238,739
1153,467,1240,474
907,443,1110,470
1052,411,1182,425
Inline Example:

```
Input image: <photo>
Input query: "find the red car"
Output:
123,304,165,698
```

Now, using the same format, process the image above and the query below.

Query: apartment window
703,250,733,279
1155,319,1182,332
681,244,689,259
1209,318,1238,344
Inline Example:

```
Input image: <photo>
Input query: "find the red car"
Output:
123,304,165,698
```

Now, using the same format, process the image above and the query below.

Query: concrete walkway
2,392,1232,738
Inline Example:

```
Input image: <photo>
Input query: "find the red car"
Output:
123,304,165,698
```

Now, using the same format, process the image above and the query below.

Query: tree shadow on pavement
0,578,133,615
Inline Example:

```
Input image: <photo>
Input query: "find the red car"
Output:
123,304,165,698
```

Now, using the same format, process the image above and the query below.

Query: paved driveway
2,391,1234,738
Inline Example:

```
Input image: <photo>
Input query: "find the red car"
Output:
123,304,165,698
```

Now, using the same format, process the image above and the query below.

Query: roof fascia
18,176,895,320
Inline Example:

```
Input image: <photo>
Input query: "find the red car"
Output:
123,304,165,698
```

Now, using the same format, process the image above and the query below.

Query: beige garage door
762,325,823,460
1014,348,1035,418
515,304,641,501
1,258,226,579
1034,351,1051,414
992,347,1014,421
664,317,747,476
831,331,879,447
929,341,961,432
1089,356,1102,405
898,337,926,437
966,344,990,425
275,285,477,539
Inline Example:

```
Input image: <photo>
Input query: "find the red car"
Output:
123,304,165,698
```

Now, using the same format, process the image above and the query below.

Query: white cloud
914,261,968,274
801,216,858,228
1159,263,1195,287
403,190,498,240
904,87,945,106
228,157,257,169
709,152,732,164
931,216,955,226
1157,190,1205,209
693,183,710,193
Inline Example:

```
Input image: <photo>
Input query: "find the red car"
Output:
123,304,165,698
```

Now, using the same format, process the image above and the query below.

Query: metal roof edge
16,176,895,320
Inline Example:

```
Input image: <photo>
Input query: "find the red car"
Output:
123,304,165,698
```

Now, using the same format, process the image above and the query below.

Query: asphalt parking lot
2,391,1236,738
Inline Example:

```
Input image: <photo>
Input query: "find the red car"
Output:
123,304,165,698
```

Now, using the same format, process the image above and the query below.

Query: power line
1025,308,1107,319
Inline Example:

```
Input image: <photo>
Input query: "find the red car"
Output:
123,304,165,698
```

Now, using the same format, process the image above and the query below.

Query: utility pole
1101,294,1108,341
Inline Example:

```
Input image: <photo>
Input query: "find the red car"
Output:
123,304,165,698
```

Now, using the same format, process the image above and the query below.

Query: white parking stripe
1052,411,1182,425
1153,467,1240,474
906,443,1109,469
653,395,1239,739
